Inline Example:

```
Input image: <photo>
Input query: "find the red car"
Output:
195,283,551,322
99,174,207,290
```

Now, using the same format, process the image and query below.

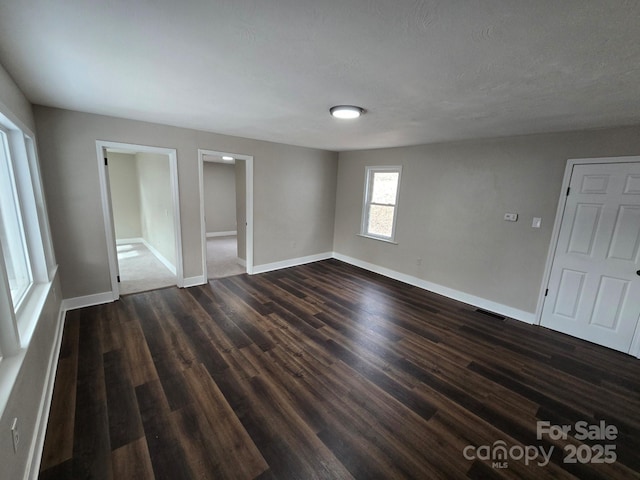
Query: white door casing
197,149,254,278
102,147,120,289
96,141,184,300
541,161,640,354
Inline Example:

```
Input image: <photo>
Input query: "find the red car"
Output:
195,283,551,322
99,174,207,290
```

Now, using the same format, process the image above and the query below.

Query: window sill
357,234,398,245
0,349,25,419
0,267,58,418
17,281,53,347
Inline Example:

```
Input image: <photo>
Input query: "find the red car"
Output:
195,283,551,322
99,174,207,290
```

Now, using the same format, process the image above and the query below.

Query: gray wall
204,162,237,233
107,152,142,239
136,152,176,267
235,160,247,261
0,63,34,131
34,106,338,299
0,62,62,480
334,126,640,314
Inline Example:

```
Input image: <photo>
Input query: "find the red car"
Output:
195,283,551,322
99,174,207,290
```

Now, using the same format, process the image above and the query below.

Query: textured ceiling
0,1,639,151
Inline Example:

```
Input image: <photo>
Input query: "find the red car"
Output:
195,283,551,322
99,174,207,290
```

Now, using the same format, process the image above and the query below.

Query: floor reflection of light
117,244,134,252
117,251,140,260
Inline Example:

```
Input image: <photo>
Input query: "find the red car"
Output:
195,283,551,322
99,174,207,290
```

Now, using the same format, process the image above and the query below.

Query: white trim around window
0,110,56,354
360,165,402,243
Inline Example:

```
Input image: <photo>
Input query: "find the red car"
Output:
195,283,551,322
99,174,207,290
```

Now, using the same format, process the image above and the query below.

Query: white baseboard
237,257,247,267
252,252,333,275
63,249,534,324
206,231,237,238
183,275,207,288
332,253,536,324
140,239,177,276
24,305,66,480
61,291,115,311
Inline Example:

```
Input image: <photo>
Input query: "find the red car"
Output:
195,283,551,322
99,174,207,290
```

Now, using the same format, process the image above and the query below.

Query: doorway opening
198,149,253,279
97,141,183,300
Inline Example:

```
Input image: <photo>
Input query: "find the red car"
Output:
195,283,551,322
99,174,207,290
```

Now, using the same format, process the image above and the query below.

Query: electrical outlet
504,213,518,222
10,418,19,453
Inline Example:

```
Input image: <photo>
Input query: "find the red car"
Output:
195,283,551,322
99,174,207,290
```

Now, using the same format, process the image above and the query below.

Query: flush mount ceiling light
330,105,365,119
222,155,234,161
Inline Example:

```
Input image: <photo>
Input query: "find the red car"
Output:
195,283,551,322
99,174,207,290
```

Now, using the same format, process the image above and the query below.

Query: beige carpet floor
207,235,245,279
116,237,243,295
117,242,176,295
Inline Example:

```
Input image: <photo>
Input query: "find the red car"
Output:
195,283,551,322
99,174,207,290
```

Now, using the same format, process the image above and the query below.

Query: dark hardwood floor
39,259,640,479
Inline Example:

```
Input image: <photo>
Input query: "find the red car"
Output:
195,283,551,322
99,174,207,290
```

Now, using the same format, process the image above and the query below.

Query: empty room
0,1,639,479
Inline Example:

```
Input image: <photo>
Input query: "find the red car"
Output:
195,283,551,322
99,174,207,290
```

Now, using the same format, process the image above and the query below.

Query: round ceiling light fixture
330,105,365,119
222,155,234,161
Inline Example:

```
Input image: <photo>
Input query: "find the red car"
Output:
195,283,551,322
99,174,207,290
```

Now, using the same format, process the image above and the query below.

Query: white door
541,162,640,353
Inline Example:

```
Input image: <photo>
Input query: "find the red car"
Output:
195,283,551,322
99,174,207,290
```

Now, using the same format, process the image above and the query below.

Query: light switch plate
532,217,542,228
504,213,518,222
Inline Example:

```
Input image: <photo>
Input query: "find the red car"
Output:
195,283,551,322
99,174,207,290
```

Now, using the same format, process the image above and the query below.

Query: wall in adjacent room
203,162,237,234
136,152,175,267
107,152,142,240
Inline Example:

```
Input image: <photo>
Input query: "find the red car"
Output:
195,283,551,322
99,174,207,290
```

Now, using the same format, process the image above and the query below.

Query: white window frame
0,125,34,310
0,110,56,356
24,134,57,277
360,165,402,243
0,104,58,432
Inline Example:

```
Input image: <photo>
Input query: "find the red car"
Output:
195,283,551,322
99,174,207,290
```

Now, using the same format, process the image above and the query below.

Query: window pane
368,204,395,237
0,132,32,306
371,172,399,205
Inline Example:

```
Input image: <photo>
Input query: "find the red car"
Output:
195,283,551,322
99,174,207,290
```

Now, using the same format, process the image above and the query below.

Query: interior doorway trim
198,149,254,279
96,140,184,300
536,155,640,356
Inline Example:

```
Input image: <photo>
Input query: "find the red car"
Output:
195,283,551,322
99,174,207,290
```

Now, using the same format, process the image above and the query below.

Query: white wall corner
252,252,333,275
182,275,207,288
332,253,537,325
140,239,177,276
61,291,115,311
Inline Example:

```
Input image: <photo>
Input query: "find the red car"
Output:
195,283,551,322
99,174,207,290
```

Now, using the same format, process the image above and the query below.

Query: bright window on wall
0,109,55,369
361,166,402,241
0,127,33,308
0,105,56,420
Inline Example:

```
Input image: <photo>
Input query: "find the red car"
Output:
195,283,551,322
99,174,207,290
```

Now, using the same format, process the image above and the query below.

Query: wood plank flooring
39,259,640,479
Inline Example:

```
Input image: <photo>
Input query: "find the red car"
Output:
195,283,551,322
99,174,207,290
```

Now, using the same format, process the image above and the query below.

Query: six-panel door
541,162,640,353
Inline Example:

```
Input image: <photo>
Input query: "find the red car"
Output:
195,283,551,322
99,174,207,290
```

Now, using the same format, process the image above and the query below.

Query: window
0,108,56,420
361,166,402,241
0,111,55,358
0,128,32,308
